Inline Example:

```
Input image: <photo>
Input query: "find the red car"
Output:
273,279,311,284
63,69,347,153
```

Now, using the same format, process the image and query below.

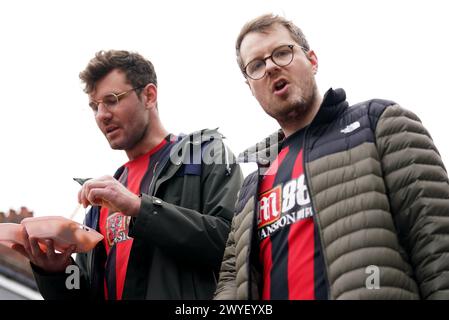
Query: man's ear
142,83,157,109
246,79,255,97
307,50,319,74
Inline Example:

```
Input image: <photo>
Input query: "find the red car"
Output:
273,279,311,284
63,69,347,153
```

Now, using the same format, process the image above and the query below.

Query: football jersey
99,136,173,300
258,128,327,300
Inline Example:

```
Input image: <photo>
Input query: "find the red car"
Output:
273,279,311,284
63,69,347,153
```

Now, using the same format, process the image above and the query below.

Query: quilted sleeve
213,208,238,300
375,104,449,299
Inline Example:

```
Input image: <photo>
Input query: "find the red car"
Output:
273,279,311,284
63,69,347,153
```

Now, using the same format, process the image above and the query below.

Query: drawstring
223,144,232,176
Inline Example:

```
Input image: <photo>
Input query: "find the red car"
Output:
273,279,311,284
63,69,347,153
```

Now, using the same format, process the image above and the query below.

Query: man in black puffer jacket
214,13,449,300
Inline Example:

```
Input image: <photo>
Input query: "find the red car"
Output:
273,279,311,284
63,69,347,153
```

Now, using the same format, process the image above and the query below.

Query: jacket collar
111,128,224,171
313,87,348,125
238,88,348,166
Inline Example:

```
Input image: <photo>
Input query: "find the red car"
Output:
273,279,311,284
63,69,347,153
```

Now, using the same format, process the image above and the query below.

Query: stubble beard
108,123,149,152
273,81,318,125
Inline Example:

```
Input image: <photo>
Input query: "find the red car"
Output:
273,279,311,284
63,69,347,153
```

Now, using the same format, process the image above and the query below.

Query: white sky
1,0,448,220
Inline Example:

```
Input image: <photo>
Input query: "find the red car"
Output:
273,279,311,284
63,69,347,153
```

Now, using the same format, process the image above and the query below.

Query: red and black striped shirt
99,136,174,300
258,128,327,300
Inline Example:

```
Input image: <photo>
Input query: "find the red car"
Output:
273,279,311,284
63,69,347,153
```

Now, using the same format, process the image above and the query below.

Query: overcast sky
1,0,448,221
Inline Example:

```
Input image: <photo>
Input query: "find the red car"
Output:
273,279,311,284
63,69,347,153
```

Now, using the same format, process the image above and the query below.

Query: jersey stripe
269,144,299,299
105,246,117,300
287,149,315,299
288,218,315,299
260,238,272,300
259,146,289,300
292,149,304,179
259,146,289,194
314,222,328,300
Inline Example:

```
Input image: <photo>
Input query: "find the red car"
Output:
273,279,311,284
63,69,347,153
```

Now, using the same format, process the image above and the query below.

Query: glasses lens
272,45,293,67
102,93,119,108
246,60,266,80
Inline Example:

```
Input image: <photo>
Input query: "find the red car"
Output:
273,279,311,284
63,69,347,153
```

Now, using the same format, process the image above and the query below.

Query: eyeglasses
244,44,306,80
88,85,146,113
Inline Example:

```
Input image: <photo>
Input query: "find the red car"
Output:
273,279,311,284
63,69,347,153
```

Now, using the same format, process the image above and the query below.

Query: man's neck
125,126,169,160
280,94,323,138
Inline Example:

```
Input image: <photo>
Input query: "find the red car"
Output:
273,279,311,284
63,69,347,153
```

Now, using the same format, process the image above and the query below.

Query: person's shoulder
345,98,400,122
175,128,225,145
243,170,259,187
350,98,397,112
233,170,259,216
241,171,259,195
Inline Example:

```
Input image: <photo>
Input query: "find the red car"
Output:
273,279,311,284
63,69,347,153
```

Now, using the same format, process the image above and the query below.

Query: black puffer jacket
215,88,449,300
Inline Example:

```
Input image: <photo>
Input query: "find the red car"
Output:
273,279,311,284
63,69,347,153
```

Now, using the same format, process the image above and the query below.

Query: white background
1,0,448,220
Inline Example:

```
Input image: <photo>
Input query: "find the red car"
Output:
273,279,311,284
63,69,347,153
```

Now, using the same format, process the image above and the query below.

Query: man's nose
265,58,280,76
95,103,112,121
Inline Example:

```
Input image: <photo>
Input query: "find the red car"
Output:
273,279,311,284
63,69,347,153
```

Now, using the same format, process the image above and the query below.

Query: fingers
21,227,31,254
79,176,129,213
63,245,77,261
11,244,29,259
45,239,56,259
29,237,45,259
78,176,115,208
20,225,77,272
80,181,108,207
77,189,82,206
55,244,77,271
77,175,137,215
21,227,47,265
86,188,112,207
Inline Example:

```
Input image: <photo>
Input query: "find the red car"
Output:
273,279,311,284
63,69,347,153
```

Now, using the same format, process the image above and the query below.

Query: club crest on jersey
106,212,132,246
258,174,314,239
258,186,282,228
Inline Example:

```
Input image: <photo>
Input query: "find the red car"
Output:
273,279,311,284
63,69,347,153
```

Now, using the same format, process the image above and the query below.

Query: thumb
62,244,77,261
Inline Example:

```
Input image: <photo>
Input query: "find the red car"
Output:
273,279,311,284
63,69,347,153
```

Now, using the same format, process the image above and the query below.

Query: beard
107,123,149,152
270,81,318,125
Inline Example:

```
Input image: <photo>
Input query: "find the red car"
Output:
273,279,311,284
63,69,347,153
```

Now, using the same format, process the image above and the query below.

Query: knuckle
88,188,96,198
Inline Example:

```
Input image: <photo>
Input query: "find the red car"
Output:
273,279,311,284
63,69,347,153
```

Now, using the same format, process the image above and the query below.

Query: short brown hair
236,13,310,73
79,50,157,95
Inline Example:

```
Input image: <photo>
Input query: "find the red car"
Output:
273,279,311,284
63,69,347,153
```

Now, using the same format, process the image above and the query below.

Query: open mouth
273,79,288,93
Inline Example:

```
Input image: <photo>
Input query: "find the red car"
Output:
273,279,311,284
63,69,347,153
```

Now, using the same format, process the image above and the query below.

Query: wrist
127,194,142,217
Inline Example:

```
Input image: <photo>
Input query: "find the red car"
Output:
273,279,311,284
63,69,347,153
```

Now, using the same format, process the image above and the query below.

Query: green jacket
32,129,243,299
214,88,449,300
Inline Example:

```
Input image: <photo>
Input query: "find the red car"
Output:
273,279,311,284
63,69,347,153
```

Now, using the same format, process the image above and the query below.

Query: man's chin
107,140,123,150
269,101,309,121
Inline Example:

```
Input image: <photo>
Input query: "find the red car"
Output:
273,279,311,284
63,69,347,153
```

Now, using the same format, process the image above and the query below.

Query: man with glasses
15,50,243,300
214,14,449,300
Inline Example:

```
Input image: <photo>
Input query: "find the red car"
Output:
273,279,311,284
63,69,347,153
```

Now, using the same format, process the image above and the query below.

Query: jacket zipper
303,126,332,300
147,140,178,196
149,153,171,196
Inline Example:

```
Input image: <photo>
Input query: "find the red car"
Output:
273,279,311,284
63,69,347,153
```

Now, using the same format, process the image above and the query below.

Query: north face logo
341,121,361,134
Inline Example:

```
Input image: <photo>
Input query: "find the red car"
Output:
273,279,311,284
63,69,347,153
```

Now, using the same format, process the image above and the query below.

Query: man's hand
12,228,76,273
78,175,141,217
